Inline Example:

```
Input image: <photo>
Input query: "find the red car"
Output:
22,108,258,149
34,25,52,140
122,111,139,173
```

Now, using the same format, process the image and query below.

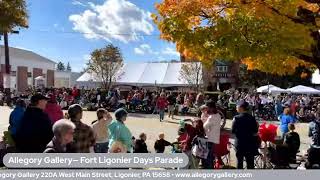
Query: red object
72,87,78,98
214,133,230,157
44,103,64,124
213,132,230,169
156,97,168,110
258,123,278,142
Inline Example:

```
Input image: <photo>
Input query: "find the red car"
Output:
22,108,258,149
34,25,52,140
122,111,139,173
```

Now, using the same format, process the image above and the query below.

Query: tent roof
287,85,320,94
268,86,288,93
76,62,202,87
256,84,276,93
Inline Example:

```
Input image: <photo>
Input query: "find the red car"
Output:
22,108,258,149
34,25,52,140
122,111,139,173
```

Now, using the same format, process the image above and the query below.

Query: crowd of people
0,87,320,169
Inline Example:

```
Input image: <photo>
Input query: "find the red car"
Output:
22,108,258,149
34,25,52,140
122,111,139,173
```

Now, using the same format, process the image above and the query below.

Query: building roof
0,45,57,64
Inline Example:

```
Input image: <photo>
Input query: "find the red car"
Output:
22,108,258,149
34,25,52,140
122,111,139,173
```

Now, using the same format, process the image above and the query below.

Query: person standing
44,94,64,124
279,108,296,139
154,133,172,153
15,94,53,153
203,101,222,169
108,108,133,153
156,93,168,122
167,92,176,119
232,100,259,169
92,108,112,153
67,104,96,153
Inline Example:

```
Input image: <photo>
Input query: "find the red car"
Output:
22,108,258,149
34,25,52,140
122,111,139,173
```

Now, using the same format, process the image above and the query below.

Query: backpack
191,136,209,159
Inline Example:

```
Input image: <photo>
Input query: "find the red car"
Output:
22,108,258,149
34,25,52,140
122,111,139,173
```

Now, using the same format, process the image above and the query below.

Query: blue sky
0,0,180,72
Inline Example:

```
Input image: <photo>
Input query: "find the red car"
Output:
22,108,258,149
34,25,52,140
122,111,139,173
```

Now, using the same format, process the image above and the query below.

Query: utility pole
3,32,10,94
2,30,19,105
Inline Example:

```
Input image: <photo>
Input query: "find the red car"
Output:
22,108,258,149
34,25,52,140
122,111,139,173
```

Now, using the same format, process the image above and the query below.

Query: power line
27,29,161,37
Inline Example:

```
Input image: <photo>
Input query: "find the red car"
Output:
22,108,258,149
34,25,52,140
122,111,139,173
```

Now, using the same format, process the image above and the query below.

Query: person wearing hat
44,93,64,124
67,104,95,153
15,93,53,153
232,100,259,169
108,108,133,153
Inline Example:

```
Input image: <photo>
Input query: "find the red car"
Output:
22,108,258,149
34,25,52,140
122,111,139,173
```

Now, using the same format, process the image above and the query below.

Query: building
0,46,56,92
204,60,240,91
180,55,239,91
55,71,82,88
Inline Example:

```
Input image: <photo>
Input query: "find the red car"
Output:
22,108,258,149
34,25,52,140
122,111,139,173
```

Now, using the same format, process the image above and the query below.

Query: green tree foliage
56,62,65,71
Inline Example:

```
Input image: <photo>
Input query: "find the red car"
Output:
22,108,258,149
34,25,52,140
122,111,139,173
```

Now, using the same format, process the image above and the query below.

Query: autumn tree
179,62,203,91
0,0,28,33
0,0,28,91
153,0,320,75
87,44,123,91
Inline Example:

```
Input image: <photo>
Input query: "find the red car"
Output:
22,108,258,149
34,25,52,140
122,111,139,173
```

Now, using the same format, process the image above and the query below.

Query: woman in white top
92,108,112,153
203,101,222,169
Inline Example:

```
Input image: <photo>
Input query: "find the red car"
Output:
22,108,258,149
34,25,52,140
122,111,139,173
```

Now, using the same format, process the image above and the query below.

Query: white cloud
72,0,86,7
134,44,159,55
134,47,145,55
162,47,180,57
69,0,154,43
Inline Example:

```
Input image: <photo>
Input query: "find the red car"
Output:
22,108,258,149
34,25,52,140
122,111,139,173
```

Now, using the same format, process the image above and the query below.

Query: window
27,72,32,77
216,66,228,72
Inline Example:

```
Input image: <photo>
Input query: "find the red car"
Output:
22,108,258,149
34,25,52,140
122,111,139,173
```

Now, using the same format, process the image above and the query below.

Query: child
134,133,149,153
284,123,300,163
92,108,112,153
200,105,209,124
154,133,172,153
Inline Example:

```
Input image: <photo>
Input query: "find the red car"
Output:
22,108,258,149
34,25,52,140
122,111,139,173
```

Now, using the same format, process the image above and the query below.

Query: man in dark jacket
15,93,53,153
232,100,259,169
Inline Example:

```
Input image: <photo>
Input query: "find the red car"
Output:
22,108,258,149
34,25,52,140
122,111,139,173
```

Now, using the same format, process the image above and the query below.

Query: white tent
76,62,202,87
287,85,320,94
312,69,320,84
268,86,288,94
256,84,276,93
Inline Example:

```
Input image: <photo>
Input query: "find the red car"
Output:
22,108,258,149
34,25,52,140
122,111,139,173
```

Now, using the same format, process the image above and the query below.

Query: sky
0,0,180,72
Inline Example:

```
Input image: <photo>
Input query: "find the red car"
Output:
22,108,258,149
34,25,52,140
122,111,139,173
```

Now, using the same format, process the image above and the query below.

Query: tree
179,62,203,91
0,0,28,91
87,44,123,91
239,64,313,88
153,0,320,75
56,62,65,71
66,62,72,72
0,0,28,33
